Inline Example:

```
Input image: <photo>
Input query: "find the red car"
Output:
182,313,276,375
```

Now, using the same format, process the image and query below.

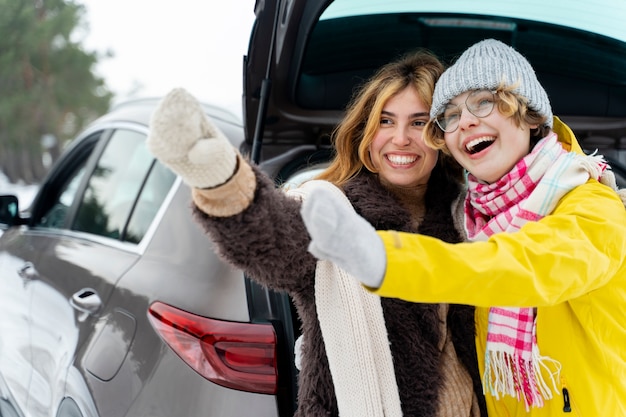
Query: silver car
0,98,308,416
1,1,625,416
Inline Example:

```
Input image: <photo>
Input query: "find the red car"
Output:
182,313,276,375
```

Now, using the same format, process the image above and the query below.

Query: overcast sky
78,1,256,116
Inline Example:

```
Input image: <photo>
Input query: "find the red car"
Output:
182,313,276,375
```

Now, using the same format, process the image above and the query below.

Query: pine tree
0,0,113,184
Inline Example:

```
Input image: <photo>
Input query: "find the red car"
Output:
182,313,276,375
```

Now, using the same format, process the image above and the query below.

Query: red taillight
147,301,278,394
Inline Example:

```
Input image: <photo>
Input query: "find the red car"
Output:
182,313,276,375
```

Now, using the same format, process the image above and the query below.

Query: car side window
71,129,176,243
36,133,100,229
36,128,176,244
72,129,148,239
124,160,176,244
38,164,88,229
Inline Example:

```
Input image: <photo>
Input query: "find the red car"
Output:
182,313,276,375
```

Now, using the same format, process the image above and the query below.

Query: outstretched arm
303,179,626,307
148,88,318,294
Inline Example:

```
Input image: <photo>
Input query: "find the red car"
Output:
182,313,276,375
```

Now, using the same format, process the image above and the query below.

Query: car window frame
29,130,109,230
27,122,173,249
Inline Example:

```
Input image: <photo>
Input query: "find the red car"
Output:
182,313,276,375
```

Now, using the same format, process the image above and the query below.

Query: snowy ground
0,172,39,209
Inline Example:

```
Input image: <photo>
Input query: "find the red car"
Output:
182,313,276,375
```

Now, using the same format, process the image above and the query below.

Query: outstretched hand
300,185,387,288
147,88,237,189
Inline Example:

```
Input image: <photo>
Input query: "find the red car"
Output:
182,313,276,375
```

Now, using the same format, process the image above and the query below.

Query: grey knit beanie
431,39,553,128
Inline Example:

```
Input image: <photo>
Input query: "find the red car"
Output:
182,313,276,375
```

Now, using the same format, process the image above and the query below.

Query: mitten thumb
148,88,237,189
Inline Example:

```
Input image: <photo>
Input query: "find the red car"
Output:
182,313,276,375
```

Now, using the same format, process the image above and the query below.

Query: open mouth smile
465,137,495,154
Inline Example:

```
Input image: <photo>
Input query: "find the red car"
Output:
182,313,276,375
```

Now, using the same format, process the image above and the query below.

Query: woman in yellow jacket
300,39,626,416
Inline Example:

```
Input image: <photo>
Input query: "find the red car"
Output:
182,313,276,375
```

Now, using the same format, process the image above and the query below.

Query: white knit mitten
598,169,626,209
147,88,237,189
300,185,386,288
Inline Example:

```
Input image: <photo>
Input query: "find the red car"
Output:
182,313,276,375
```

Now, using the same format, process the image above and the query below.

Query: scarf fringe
483,347,561,411
576,152,607,182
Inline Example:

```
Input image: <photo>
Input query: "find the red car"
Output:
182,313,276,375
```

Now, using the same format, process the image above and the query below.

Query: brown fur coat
192,163,486,417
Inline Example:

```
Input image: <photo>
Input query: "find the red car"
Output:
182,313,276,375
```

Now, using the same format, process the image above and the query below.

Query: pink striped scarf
464,133,607,410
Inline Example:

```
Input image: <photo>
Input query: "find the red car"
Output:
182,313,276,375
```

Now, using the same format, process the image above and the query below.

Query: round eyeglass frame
434,90,497,133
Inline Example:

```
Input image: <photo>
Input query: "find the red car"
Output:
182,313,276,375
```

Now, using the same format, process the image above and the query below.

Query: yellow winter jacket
373,118,626,416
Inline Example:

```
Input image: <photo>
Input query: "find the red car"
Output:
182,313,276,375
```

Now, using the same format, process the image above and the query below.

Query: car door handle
17,262,38,281
70,288,102,319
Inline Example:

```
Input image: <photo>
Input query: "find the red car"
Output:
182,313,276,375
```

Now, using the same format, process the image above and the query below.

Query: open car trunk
244,0,626,179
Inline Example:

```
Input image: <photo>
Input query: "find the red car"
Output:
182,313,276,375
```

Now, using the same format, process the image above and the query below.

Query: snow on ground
0,172,39,209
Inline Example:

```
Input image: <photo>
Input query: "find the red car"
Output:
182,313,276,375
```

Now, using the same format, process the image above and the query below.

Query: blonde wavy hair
316,50,457,186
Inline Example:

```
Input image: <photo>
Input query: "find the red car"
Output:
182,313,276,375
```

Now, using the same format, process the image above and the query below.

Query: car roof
244,0,626,154
91,97,243,130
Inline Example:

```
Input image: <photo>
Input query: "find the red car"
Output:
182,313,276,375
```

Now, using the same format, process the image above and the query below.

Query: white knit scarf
288,180,402,417
464,133,607,410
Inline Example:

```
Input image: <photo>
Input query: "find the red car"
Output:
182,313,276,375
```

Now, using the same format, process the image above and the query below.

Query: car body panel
0,229,43,414
134,180,251,321
26,232,138,416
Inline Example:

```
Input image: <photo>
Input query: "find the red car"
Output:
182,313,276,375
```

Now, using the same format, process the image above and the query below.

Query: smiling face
443,90,534,184
368,86,438,188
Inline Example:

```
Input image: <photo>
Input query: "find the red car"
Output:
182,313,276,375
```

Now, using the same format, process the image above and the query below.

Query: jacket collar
552,116,584,154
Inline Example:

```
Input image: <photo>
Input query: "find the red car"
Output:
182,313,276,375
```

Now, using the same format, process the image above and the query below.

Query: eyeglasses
435,89,497,133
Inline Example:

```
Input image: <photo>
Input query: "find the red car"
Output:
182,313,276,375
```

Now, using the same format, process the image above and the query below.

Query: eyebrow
381,110,430,118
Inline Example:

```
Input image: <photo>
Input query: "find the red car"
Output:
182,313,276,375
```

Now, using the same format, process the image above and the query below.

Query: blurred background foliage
0,0,112,184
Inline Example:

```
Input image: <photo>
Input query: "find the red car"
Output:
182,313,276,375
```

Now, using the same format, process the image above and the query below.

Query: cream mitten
147,88,237,189
300,186,386,288
598,169,626,208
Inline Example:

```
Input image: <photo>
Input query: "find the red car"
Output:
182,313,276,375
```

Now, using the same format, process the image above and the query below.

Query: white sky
77,1,256,117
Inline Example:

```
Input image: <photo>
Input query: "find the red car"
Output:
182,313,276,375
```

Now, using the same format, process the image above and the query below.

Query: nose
457,106,479,130
391,125,412,146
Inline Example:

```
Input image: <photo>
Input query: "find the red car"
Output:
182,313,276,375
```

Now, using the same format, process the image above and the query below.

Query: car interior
249,4,626,187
